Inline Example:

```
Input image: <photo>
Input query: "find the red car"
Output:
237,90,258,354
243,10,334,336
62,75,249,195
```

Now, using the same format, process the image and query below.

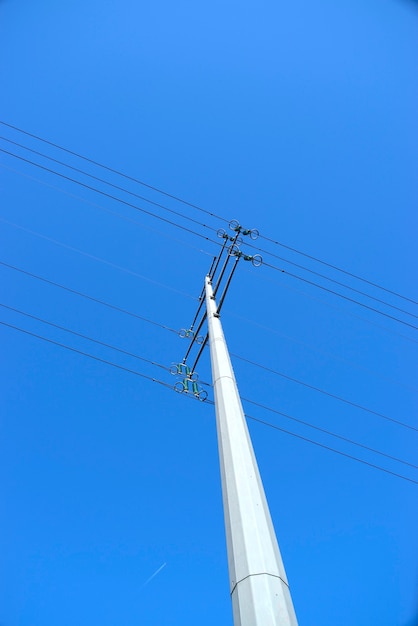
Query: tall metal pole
205,275,298,626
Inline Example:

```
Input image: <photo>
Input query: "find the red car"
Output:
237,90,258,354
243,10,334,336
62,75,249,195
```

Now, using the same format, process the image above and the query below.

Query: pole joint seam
213,374,235,386
230,572,290,597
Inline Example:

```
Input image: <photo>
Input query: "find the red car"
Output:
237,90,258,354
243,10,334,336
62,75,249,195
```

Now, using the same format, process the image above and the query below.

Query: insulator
252,254,262,267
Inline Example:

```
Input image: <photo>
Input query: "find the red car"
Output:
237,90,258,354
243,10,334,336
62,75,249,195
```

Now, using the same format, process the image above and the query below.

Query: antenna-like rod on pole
205,274,298,626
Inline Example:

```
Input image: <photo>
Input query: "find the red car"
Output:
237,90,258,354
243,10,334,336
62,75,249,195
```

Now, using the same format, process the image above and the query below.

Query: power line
0,319,174,391
2,119,415,307
244,412,418,486
263,260,418,331
240,265,418,346
241,396,418,469
0,147,223,249
2,317,417,486
8,298,416,471
0,162,215,259
0,260,180,335
2,143,415,328
234,354,418,433
0,120,228,224
226,307,418,392
4,259,415,433
0,218,199,301
7,132,411,323
0,303,171,373
258,233,418,306
0,135,220,236
243,239,418,320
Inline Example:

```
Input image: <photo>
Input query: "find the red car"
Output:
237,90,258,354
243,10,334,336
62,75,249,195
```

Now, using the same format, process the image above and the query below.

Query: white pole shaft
205,275,298,626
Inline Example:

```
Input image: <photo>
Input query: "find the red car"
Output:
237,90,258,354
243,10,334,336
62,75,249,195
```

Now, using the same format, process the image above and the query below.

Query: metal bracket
229,219,259,240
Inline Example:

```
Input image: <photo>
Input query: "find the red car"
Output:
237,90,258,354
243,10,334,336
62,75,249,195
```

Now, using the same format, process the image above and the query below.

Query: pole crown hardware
173,218,261,403
217,228,243,244
170,362,199,380
179,328,205,344
171,363,207,401
174,378,208,401
230,245,262,267
229,219,259,240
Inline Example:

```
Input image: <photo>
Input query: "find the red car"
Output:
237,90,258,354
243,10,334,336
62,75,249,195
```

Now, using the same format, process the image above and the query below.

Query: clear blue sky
1,0,417,624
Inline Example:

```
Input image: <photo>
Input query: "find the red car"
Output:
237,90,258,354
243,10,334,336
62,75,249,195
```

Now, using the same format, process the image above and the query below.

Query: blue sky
1,0,417,625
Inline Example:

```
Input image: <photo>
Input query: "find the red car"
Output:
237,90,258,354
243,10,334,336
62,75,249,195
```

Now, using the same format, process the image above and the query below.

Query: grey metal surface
205,275,298,626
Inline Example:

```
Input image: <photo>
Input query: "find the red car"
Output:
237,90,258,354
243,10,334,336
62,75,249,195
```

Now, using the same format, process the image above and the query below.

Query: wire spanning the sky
1,119,417,309
233,353,418,432
1,317,416,486
0,148,223,247
1,258,414,433
4,301,416,469
2,141,416,330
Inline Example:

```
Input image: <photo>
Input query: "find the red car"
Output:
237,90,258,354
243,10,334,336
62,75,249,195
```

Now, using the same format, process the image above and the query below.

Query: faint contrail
143,562,167,587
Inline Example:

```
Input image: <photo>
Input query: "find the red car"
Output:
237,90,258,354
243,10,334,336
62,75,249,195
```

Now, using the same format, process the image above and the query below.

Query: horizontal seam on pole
230,572,290,596
213,375,235,386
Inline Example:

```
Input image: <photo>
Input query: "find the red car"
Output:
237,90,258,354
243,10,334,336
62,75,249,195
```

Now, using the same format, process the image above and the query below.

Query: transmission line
243,239,418,320
262,260,418,331
240,265,418,346
4,258,415,432
0,303,171,372
0,163,215,259
2,144,415,327
0,120,228,224
234,354,417,433
241,396,418,469
0,260,180,334
0,319,174,391
2,318,416,486
0,147,223,249
243,412,418,486
2,120,416,307
7,133,414,322
258,233,418,306
226,307,418,392
5,132,414,322
0,136,220,235
0,219,199,301
8,299,416,471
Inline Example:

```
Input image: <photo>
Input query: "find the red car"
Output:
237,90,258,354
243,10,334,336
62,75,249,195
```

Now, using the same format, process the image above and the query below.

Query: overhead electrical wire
257,233,418,306
240,265,418,346
4,133,416,322
0,147,223,249
0,303,171,373
0,319,174,391
0,163,215,259
0,136,220,235
262,259,418,331
6,296,416,470
1,317,417,486
234,353,418,433
241,396,418,469
0,120,229,224
0,260,180,335
1,144,415,327
243,239,418,320
3,258,414,431
226,307,418,392
1,119,416,307
0,218,199,301
243,412,418,486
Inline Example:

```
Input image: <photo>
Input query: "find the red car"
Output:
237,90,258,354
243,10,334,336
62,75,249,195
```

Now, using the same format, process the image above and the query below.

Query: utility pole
205,274,298,626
